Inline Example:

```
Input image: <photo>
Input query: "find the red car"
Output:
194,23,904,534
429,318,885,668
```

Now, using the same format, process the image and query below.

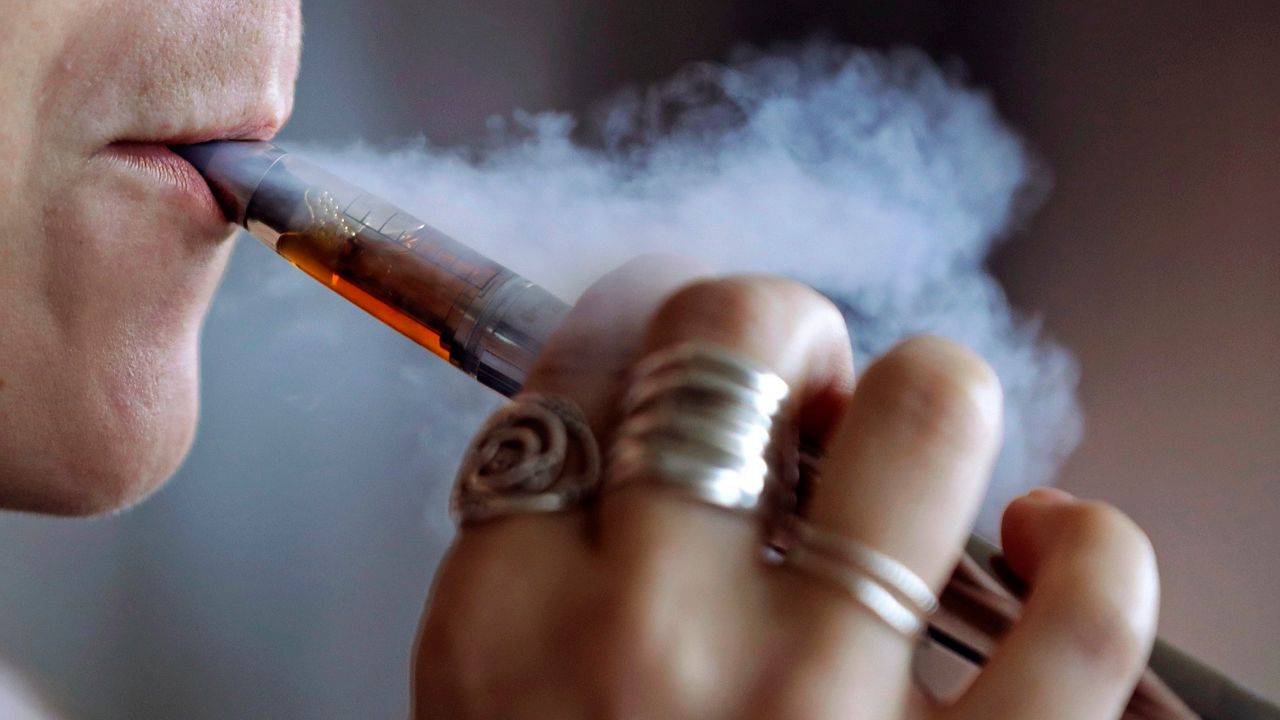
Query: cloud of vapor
294,40,1081,535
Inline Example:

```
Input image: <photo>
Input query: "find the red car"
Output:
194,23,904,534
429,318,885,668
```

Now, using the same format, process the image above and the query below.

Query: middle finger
600,275,856,581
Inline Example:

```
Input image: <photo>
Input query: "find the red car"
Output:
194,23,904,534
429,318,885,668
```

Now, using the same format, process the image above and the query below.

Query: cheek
50,187,169,320
43,164,232,347
17,172,232,513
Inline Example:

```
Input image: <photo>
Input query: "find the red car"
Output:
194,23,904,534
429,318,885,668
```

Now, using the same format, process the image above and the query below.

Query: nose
180,0,303,139
235,0,303,136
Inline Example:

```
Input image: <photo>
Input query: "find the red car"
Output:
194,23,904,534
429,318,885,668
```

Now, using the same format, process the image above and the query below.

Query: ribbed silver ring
606,342,791,515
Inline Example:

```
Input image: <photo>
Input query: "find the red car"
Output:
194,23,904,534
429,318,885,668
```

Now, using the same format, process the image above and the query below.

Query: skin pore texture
0,0,300,514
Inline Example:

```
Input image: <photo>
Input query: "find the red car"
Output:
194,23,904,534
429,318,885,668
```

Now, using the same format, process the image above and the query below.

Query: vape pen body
173,141,569,396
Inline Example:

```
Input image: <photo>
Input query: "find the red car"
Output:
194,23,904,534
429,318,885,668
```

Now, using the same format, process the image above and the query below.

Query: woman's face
0,0,300,514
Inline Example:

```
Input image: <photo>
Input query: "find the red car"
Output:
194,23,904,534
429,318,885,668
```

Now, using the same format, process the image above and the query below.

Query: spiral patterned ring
451,394,601,525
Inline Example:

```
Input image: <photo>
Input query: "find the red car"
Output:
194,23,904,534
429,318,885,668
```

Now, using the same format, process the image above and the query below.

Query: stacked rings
784,519,938,637
606,342,793,514
449,340,938,642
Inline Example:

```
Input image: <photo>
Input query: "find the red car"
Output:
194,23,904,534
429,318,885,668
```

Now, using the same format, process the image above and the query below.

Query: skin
0,0,300,514
0,4,1159,717
414,259,1162,720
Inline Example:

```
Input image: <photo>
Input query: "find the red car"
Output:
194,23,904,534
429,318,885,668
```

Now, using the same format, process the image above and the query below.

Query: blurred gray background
1,1,1276,717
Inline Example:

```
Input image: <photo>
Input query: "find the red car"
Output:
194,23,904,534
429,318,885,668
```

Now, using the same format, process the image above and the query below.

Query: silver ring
451,394,601,525
606,342,792,514
783,518,938,638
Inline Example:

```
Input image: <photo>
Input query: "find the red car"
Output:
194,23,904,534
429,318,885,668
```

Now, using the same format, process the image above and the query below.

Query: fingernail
1026,486,1075,504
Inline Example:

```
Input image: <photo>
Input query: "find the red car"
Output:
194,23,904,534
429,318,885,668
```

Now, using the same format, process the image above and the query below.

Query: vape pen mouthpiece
171,141,287,227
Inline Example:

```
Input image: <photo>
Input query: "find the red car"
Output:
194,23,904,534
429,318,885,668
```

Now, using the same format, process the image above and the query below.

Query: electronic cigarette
173,141,570,397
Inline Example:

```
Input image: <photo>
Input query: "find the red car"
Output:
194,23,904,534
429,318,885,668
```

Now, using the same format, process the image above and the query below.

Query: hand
412,256,1160,720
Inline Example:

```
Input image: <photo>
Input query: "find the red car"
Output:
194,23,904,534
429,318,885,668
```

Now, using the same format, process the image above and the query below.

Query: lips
101,142,223,220
102,120,284,227
132,119,284,148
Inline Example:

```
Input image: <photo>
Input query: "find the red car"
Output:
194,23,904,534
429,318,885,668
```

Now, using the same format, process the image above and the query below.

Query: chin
0,338,203,518
1,416,197,518
75,347,203,517
65,400,199,518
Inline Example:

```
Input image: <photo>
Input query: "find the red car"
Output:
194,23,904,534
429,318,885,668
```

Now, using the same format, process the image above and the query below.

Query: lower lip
101,142,226,225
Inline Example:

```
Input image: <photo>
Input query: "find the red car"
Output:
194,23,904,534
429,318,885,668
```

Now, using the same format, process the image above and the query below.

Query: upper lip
113,117,286,148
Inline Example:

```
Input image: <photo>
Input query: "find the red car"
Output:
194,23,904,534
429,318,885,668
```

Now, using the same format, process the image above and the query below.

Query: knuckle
861,336,1003,451
1049,501,1160,675
651,276,835,340
651,276,780,340
647,276,850,380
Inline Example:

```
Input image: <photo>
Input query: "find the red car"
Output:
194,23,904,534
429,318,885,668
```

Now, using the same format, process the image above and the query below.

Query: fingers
449,254,712,548
771,337,1001,710
415,255,713,715
639,276,856,444
946,491,1160,720
808,336,1003,597
601,275,856,567
489,252,713,549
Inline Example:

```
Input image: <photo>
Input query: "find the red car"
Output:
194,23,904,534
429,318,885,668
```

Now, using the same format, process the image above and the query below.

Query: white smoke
294,41,1081,535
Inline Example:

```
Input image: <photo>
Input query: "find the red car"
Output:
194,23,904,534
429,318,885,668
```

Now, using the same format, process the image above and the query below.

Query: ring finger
777,336,1004,712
